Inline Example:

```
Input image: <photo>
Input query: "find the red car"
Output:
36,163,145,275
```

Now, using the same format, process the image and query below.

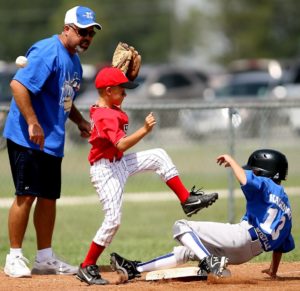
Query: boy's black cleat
76,264,109,285
181,186,218,217
110,252,141,281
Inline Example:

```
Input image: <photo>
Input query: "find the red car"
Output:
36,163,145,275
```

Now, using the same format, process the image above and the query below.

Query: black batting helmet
243,149,288,181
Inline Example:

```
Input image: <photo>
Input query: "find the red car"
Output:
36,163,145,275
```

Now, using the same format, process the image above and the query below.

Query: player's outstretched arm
116,112,156,152
217,154,247,185
262,251,282,279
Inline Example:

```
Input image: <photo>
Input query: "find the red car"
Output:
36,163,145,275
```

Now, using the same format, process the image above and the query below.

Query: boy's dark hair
243,149,288,182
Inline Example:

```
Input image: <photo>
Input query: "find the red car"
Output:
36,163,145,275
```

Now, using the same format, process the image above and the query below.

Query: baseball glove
112,42,141,81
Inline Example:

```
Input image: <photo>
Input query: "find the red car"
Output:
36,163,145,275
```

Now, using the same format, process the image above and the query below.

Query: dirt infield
1,262,300,291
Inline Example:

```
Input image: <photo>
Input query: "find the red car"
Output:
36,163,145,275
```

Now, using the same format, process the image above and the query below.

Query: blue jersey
241,170,294,253
4,35,82,157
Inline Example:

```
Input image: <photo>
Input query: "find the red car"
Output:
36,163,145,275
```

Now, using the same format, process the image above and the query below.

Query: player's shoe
4,254,31,278
199,255,228,277
181,186,218,217
76,264,109,285
31,253,78,275
110,252,141,281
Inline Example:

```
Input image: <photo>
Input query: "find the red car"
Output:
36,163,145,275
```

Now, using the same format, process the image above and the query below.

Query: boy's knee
173,219,190,238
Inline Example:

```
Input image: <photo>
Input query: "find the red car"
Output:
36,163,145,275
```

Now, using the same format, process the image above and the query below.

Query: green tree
0,0,205,65
214,0,300,64
0,0,61,60
45,0,177,64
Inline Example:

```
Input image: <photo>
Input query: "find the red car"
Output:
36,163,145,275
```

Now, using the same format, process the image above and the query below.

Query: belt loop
248,227,259,242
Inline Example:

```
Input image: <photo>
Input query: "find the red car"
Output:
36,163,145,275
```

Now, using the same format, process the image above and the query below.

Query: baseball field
0,196,300,290
0,141,300,289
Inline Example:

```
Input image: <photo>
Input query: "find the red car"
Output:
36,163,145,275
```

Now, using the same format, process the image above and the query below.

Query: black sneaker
110,252,141,281
181,186,218,217
199,255,228,277
76,264,109,285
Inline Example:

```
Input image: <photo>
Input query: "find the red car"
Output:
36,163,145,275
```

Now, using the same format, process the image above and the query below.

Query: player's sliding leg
110,252,179,280
174,221,229,277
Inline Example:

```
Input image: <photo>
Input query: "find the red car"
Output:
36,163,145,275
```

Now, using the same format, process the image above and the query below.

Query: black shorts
7,139,62,199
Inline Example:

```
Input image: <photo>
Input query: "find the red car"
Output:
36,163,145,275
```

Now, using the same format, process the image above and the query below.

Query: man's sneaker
76,264,109,285
110,252,141,281
31,254,78,275
199,255,228,277
4,254,31,278
181,186,218,217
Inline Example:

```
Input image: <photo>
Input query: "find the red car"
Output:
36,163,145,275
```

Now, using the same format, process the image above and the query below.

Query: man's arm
68,103,91,138
262,251,282,279
10,79,45,149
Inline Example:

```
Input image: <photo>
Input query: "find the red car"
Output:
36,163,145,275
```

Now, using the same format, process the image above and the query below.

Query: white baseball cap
64,6,102,30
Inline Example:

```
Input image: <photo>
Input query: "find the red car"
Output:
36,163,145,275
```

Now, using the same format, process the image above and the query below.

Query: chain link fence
1,99,300,222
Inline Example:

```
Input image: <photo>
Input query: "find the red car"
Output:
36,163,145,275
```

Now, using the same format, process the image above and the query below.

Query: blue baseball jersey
4,35,82,157
241,170,294,253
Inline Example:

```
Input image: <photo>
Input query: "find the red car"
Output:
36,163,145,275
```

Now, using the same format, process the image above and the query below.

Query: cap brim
76,22,102,30
120,81,139,89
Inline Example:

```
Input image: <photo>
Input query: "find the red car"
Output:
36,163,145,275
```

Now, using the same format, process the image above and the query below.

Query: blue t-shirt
4,35,82,157
241,170,294,253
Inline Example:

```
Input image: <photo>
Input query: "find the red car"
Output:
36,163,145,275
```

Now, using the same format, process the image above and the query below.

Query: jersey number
259,208,286,240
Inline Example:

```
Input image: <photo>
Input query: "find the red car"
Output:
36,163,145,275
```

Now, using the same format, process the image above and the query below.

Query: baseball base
145,267,207,281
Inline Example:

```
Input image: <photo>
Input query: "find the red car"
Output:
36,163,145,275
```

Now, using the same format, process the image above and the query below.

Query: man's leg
4,195,35,277
8,195,35,247
31,197,78,275
34,197,56,250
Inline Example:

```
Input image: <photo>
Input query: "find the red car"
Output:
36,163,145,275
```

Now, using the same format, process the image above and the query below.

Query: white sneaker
31,254,78,275
4,254,31,278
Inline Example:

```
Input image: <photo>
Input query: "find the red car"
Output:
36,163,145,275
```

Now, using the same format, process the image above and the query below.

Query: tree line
0,0,300,67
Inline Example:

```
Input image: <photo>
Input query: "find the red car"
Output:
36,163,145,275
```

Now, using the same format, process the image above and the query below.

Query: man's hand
77,119,91,138
28,122,45,150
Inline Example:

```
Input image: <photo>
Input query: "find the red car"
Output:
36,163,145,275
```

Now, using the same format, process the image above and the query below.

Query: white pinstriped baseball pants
90,148,179,246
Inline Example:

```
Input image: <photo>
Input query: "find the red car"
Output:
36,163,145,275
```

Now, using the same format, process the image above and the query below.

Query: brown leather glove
112,42,141,81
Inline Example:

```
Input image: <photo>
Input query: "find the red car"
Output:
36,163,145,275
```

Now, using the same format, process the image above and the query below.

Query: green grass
1,137,300,269
2,141,300,197
0,196,299,268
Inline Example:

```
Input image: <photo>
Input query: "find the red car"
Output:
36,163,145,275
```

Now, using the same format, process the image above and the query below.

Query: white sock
9,248,23,257
178,232,210,261
36,247,53,261
137,253,177,272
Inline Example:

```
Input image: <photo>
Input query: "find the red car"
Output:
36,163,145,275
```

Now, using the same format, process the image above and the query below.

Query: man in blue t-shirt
110,149,294,280
3,6,101,278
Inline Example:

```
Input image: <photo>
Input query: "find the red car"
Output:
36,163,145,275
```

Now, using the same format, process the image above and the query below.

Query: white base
145,267,206,281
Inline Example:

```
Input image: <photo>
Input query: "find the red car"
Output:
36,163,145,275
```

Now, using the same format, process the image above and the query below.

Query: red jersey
88,105,128,164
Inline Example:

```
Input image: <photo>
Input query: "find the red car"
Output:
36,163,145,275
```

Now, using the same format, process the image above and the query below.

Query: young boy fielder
76,67,218,285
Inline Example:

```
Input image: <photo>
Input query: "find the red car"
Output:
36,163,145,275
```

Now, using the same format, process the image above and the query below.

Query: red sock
166,176,189,203
81,241,105,268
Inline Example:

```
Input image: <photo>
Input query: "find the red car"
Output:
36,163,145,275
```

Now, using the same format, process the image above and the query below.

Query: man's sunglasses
69,25,96,38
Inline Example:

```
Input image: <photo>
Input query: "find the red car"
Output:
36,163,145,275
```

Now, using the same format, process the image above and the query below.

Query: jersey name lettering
269,194,292,219
255,227,271,251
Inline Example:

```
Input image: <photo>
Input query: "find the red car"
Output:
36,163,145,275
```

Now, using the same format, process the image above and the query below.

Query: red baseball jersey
88,105,128,164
